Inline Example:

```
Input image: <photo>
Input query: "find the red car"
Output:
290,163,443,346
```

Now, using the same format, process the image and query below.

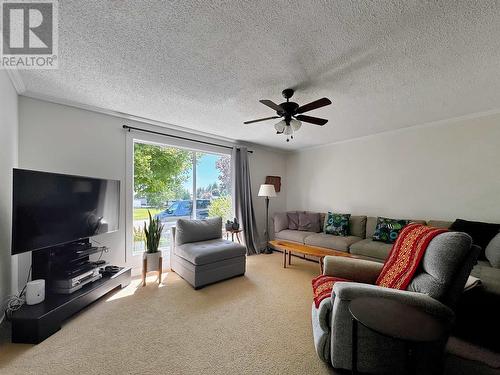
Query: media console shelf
11,267,132,344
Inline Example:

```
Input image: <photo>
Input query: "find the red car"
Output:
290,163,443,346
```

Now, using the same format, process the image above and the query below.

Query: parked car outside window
155,199,210,221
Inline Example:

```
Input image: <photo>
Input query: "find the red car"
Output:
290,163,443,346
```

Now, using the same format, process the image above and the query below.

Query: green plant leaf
143,209,163,253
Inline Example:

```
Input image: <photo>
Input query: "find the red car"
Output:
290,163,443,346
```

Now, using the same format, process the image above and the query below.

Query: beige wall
286,112,500,223
0,71,18,301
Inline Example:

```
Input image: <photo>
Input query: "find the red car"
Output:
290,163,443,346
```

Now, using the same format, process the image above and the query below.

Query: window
131,140,232,257
195,152,232,223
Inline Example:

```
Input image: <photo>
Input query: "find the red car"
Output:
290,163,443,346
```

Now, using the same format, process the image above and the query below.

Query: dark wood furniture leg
288,250,292,265
319,256,324,274
283,250,287,268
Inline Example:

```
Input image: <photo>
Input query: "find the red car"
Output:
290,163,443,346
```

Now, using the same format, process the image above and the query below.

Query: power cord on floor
3,265,32,321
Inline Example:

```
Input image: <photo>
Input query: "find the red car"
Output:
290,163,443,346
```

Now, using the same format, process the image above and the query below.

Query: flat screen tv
12,169,120,255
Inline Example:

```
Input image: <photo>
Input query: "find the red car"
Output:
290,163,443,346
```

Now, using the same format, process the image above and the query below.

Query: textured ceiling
18,1,500,150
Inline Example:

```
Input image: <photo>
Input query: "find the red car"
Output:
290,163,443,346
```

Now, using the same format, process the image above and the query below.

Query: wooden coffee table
268,240,356,273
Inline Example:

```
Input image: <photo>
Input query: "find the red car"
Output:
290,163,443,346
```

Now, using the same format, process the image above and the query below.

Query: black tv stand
11,266,131,344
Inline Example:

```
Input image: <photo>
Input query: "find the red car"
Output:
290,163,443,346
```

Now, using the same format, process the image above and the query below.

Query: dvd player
52,268,102,294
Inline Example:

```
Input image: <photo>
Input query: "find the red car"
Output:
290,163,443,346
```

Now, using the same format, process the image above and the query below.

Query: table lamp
258,184,277,254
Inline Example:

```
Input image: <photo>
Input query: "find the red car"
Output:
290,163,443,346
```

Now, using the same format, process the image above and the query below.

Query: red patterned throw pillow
312,274,350,308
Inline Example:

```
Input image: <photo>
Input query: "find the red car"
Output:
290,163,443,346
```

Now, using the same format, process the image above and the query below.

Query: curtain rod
123,125,253,153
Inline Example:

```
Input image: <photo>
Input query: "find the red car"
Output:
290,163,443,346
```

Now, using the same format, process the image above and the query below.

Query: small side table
225,228,243,244
348,297,447,375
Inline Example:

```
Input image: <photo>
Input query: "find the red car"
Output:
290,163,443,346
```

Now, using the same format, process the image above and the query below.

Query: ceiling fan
244,89,332,142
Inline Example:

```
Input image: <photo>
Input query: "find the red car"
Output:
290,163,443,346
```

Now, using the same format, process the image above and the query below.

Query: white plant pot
144,251,161,272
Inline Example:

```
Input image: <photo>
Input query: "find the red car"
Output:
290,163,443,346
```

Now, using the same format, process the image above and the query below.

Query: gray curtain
232,147,260,254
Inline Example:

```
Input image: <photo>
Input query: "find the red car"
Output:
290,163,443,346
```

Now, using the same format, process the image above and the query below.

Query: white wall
18,97,287,279
18,97,129,284
286,112,500,223
0,71,19,304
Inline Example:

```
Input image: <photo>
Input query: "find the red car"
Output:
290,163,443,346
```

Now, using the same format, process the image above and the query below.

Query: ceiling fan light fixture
244,89,332,143
274,120,286,133
290,119,302,131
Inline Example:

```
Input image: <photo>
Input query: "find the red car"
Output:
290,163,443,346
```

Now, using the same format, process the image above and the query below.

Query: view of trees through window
133,142,232,255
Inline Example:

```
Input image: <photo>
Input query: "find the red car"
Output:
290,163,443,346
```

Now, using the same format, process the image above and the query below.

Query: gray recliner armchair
171,217,247,289
312,231,480,374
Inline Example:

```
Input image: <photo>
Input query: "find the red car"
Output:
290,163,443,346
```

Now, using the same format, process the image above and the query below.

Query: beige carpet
1,253,496,375
0,253,336,375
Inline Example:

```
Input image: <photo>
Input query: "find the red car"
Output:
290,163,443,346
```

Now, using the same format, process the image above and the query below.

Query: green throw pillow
324,212,351,236
372,217,409,243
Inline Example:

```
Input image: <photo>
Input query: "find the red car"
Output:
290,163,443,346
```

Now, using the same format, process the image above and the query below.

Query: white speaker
26,279,45,305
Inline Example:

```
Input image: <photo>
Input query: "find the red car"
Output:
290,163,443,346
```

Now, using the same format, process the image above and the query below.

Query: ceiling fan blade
259,100,283,112
296,97,332,114
243,116,280,124
295,115,328,126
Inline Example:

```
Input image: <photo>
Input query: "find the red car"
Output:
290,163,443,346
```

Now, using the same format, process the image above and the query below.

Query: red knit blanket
311,275,350,308
311,224,447,308
376,223,448,289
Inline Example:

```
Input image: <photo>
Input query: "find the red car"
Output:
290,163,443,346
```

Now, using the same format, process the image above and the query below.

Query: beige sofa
271,212,500,293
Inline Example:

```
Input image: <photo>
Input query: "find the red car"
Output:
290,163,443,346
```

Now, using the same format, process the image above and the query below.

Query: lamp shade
290,119,302,131
274,120,286,133
258,184,276,197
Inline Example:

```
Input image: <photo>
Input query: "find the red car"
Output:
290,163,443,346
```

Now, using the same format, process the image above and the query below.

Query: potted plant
143,210,164,273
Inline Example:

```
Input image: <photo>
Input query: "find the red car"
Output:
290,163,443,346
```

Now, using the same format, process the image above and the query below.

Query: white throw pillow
485,232,500,268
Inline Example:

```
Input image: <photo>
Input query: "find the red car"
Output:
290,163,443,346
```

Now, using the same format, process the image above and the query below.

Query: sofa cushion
324,212,351,236
411,219,427,225
319,213,326,228
287,211,299,230
350,216,367,238
298,211,321,232
372,217,409,243
485,232,500,268
349,239,392,261
427,220,453,229
471,261,500,294
273,212,288,233
450,218,500,254
175,217,222,245
305,233,361,252
275,229,313,244
366,217,378,238
175,238,246,265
